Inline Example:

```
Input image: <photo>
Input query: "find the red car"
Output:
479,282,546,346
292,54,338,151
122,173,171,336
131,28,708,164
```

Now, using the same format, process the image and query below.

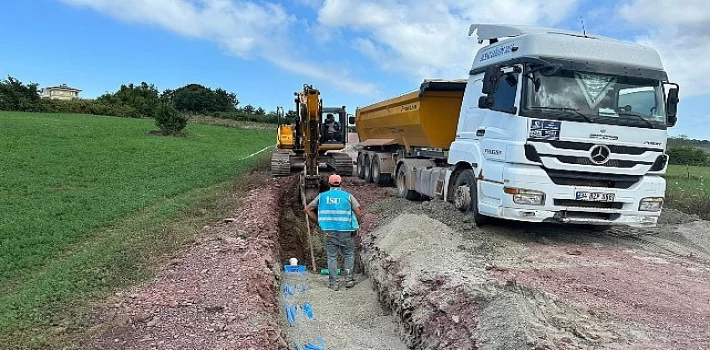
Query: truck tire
356,152,365,179
453,169,488,226
363,154,373,183
371,156,392,186
395,163,419,200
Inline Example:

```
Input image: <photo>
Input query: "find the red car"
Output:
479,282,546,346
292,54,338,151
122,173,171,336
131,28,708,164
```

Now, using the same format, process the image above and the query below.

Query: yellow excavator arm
271,84,353,203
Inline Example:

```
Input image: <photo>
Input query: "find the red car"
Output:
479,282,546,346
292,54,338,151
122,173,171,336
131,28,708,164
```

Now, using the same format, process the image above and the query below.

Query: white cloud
58,0,381,96
618,0,710,98
316,0,580,81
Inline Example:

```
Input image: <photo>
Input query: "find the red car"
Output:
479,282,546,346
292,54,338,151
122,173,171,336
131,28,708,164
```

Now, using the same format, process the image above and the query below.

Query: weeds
664,165,710,220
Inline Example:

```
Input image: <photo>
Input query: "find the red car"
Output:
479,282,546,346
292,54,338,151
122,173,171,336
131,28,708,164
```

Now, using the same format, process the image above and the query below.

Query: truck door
479,66,523,184
456,74,484,140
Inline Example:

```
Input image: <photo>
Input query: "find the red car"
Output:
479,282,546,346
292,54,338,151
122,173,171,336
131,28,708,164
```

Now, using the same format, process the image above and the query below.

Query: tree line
667,135,710,166
0,75,298,133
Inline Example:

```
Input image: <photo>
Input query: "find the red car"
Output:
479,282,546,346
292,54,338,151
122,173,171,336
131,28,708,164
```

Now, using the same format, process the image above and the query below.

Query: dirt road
77,159,710,350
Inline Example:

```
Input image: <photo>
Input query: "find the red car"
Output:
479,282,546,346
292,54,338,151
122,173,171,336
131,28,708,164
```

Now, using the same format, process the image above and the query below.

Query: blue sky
1,0,708,139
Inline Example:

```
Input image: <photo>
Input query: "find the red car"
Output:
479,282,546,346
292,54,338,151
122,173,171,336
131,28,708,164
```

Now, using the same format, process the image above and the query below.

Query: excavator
271,84,353,204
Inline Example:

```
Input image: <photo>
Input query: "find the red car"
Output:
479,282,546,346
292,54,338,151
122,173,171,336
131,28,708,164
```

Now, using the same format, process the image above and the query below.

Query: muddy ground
78,151,710,350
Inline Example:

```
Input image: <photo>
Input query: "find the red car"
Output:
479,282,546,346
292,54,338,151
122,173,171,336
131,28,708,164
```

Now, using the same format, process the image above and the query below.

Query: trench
277,177,327,270
274,175,409,350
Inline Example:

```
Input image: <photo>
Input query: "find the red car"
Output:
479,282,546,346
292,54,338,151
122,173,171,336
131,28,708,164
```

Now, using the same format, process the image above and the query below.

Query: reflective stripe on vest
317,189,354,231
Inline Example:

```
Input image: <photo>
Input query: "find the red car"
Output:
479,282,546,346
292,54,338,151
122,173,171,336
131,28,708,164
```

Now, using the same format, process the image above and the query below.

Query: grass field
0,111,274,348
664,164,710,220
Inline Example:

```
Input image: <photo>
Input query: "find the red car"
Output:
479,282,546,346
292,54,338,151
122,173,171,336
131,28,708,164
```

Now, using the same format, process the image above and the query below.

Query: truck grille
538,140,661,155
553,155,648,168
544,169,641,189
554,199,624,209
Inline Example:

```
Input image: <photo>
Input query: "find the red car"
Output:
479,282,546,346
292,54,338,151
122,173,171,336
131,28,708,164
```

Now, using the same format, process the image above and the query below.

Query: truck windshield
522,68,667,129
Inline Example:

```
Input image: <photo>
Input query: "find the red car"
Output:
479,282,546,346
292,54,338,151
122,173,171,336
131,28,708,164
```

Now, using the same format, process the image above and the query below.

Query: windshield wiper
615,111,655,128
527,106,593,123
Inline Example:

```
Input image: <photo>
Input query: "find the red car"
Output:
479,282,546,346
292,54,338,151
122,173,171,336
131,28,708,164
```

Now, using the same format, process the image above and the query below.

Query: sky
1,0,708,139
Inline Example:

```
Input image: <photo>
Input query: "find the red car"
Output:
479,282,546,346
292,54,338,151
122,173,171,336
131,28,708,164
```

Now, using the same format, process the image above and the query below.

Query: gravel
279,270,407,350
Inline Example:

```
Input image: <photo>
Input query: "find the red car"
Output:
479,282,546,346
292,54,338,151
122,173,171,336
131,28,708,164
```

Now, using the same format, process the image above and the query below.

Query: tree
667,146,709,166
0,76,42,111
153,102,187,135
97,82,160,118
242,104,255,114
284,109,297,124
214,88,238,111
255,107,266,115
169,84,238,114
160,88,175,102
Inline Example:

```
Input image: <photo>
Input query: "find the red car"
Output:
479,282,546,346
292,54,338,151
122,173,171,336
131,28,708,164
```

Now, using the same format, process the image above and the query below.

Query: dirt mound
361,213,649,349
80,177,296,350
658,207,701,225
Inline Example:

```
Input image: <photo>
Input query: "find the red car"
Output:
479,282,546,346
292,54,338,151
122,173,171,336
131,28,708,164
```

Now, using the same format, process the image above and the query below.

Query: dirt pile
357,196,710,349
80,176,296,350
361,210,650,350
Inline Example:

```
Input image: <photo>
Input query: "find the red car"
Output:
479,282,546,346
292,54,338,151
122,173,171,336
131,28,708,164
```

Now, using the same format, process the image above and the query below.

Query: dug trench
275,175,408,349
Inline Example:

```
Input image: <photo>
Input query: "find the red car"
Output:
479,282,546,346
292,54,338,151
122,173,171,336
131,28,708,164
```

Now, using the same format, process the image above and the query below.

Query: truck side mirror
666,86,679,127
348,115,355,124
481,65,502,94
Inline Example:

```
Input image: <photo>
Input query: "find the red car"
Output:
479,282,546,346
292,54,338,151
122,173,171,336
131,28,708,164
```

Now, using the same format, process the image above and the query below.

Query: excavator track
327,152,354,176
270,152,293,177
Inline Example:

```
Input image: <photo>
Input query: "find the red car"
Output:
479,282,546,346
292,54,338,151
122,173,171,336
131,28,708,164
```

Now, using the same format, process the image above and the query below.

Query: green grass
664,164,710,220
0,111,275,348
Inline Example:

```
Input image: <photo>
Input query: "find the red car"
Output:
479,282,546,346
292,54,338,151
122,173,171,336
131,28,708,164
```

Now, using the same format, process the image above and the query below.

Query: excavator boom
270,84,353,203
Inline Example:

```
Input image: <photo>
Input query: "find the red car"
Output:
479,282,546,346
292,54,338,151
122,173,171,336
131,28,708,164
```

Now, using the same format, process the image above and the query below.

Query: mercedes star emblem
589,145,611,165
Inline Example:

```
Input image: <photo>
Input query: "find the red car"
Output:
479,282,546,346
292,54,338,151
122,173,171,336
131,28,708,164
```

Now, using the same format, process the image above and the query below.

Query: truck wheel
396,163,419,200
371,156,392,186
356,153,365,179
453,169,488,226
363,154,373,183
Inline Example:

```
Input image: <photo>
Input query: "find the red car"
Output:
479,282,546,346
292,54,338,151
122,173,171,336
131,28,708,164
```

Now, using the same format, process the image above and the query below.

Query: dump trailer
353,24,680,228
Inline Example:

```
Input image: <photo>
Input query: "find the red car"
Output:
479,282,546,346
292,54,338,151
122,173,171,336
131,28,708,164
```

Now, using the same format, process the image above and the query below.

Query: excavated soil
360,197,710,349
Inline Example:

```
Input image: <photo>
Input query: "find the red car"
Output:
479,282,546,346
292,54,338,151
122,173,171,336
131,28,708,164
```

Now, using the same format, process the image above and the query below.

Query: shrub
667,146,709,166
153,102,187,135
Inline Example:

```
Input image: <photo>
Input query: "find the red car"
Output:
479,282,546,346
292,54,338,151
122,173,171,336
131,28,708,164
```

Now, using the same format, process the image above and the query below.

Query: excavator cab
320,106,348,148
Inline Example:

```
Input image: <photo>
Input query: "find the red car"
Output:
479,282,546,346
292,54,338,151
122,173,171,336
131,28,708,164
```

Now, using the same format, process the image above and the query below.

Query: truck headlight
505,187,545,205
639,197,663,212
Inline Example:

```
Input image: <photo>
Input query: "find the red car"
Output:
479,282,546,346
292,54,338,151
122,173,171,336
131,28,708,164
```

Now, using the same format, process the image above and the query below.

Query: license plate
575,191,615,202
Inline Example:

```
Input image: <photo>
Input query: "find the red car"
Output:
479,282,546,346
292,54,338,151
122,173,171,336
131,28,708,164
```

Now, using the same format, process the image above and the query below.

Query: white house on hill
41,84,82,100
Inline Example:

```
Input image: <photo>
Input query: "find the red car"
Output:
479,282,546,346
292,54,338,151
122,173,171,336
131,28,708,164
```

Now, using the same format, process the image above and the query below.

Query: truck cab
446,24,680,227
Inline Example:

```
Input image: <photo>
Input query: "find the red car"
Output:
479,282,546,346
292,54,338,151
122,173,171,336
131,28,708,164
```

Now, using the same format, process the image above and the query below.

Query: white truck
352,24,680,227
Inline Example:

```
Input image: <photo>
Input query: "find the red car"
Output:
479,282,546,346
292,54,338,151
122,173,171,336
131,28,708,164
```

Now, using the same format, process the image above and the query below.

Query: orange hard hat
328,174,342,185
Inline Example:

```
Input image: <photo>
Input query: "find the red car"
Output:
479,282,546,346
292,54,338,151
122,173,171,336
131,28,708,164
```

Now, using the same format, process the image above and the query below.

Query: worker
304,174,363,291
323,114,337,141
